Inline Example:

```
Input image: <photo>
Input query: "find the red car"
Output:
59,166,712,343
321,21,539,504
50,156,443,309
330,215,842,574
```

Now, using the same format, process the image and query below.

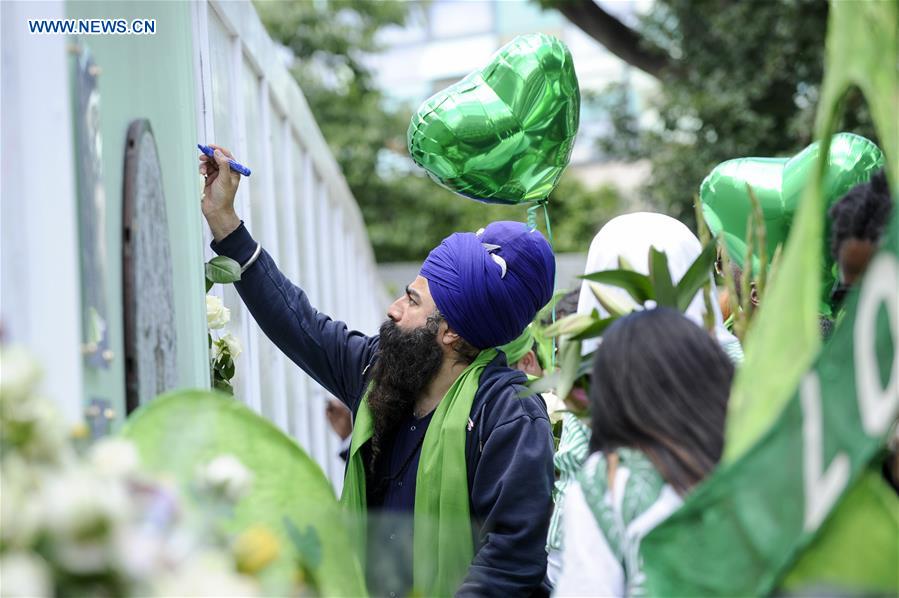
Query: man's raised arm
200,145,377,411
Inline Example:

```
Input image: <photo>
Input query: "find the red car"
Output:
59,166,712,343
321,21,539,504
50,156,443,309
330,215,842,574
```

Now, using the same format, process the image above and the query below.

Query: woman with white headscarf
575,212,741,357
546,212,742,591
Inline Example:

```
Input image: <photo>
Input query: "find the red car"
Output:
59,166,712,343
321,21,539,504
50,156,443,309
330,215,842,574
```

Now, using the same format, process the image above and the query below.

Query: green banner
642,215,898,595
724,0,898,463
641,0,898,594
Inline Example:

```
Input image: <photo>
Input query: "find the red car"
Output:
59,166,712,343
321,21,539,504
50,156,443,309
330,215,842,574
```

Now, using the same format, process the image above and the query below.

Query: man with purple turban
200,146,556,597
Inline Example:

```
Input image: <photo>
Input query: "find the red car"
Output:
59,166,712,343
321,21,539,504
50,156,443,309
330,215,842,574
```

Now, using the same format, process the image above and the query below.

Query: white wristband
240,242,262,273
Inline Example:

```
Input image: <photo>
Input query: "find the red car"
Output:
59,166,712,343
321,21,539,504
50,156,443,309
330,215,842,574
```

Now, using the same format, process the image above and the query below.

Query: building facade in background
367,0,655,195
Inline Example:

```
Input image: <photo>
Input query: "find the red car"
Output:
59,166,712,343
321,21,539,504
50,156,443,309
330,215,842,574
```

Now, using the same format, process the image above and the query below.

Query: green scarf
498,327,534,365
341,349,497,597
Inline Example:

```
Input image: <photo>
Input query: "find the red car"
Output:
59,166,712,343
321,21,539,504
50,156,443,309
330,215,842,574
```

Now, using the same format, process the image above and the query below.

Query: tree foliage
544,0,877,225
255,0,622,262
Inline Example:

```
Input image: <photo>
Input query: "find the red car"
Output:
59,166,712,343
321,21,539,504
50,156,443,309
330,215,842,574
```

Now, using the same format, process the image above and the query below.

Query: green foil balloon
700,132,883,295
408,33,580,205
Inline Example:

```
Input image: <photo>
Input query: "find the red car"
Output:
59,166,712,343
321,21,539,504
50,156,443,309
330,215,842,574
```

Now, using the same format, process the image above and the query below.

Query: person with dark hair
199,145,556,597
554,308,734,596
828,169,893,307
542,288,581,327
545,214,741,588
830,169,899,493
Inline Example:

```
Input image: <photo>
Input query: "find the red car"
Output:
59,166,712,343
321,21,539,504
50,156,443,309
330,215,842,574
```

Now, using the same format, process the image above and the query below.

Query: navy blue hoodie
212,223,554,597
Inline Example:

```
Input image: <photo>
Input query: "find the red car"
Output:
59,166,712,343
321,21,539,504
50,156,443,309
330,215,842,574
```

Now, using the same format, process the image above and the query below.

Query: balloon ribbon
527,200,557,370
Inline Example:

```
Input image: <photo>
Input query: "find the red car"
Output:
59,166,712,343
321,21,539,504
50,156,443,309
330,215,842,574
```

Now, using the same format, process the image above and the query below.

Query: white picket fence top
1,0,388,493
194,0,389,491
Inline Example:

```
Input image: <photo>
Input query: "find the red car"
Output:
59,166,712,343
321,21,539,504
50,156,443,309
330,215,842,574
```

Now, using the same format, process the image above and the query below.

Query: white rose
0,552,53,597
196,455,253,503
206,295,230,330
0,347,42,404
0,347,70,464
0,457,43,548
40,467,131,573
89,437,141,478
214,333,242,362
2,392,70,464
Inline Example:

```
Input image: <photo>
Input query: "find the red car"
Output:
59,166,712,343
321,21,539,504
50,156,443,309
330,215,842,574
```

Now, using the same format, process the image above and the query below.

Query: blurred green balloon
122,390,367,596
700,132,883,293
408,33,580,205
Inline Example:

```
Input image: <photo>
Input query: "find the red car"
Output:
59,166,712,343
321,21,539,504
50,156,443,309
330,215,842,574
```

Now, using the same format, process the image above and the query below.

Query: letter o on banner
853,253,899,436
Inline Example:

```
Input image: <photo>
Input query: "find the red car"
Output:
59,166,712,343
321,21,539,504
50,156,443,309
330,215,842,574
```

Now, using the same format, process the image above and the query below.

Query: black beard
367,318,443,471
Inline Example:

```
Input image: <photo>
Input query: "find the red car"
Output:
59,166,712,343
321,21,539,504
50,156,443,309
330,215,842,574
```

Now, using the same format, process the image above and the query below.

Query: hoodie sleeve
210,222,377,412
458,390,554,597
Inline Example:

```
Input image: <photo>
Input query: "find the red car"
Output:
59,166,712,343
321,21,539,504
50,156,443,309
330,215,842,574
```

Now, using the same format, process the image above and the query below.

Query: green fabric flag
642,207,898,593
781,470,899,592
724,0,898,465
641,2,899,593
342,349,497,597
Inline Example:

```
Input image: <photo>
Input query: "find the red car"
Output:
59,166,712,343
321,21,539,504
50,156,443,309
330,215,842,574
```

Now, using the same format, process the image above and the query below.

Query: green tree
542,0,877,225
255,0,622,262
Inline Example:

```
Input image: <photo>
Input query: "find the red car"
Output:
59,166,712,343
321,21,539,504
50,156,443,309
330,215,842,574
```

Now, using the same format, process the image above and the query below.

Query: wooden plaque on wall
122,119,178,414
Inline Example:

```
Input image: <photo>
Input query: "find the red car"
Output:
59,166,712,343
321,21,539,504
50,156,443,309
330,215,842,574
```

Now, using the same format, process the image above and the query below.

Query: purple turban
420,221,556,349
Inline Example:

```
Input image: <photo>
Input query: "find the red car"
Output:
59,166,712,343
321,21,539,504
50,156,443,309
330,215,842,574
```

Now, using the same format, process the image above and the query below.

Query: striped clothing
546,412,590,583
554,450,682,596
547,413,591,552
722,338,744,363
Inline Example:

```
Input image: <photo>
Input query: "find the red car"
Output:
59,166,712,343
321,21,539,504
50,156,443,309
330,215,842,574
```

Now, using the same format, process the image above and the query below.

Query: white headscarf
576,212,738,354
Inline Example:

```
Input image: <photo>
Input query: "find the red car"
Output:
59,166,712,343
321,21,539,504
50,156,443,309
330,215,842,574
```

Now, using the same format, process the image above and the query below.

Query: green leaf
205,256,242,285
219,358,235,380
213,378,234,395
581,270,654,305
284,517,323,570
543,313,597,338
617,255,636,271
121,390,366,596
648,248,676,308
206,277,214,293
675,241,718,312
576,354,594,379
555,337,583,401
536,288,570,324
527,371,559,395
570,316,617,341
589,282,635,318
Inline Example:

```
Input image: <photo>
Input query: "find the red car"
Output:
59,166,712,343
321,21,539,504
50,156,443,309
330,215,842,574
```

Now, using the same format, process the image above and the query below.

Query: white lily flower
541,391,567,425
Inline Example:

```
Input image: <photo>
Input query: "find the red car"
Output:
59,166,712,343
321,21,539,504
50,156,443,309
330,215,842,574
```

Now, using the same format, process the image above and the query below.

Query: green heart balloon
122,390,367,596
408,33,580,205
700,132,883,296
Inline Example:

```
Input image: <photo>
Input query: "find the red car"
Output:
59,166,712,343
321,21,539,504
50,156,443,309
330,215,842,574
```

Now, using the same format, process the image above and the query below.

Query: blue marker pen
197,144,251,177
